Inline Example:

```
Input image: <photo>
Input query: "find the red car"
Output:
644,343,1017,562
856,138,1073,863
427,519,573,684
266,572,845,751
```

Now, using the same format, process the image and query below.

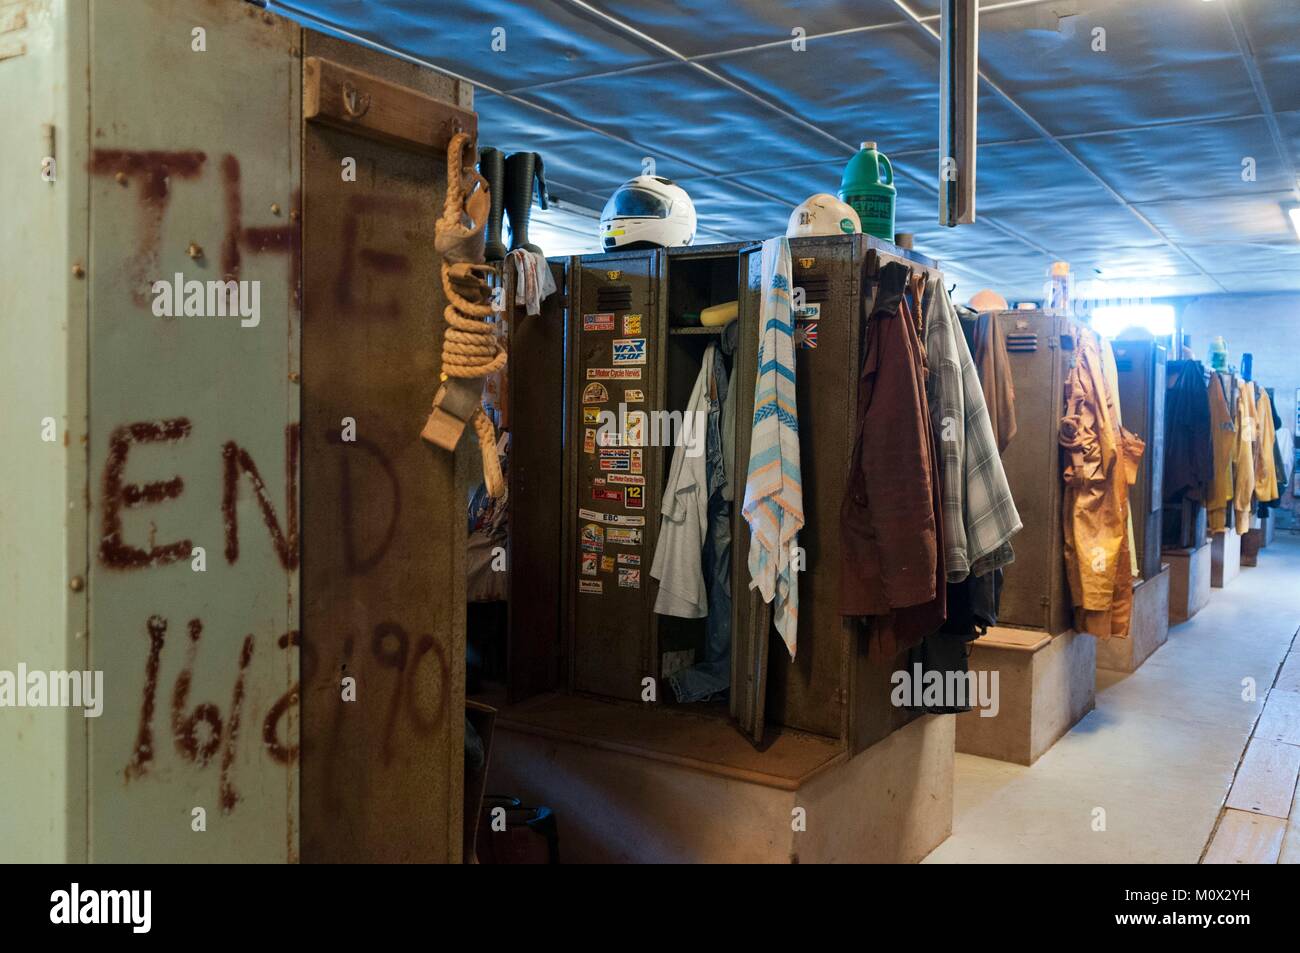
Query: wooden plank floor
1205,630,1300,863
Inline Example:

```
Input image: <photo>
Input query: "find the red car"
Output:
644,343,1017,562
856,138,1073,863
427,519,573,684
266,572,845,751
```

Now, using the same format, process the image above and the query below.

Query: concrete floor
925,531,1300,864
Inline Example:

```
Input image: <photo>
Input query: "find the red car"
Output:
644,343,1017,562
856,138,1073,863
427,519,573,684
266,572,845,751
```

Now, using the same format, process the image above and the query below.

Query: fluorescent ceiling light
1289,205,1300,242
1090,304,1175,338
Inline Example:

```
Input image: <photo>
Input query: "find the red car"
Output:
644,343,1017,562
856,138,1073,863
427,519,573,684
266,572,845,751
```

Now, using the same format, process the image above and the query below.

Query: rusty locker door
83,0,301,862
994,311,1073,634
759,237,857,739
730,246,768,742
1114,339,1166,580
506,258,569,702
299,34,471,863
566,250,661,701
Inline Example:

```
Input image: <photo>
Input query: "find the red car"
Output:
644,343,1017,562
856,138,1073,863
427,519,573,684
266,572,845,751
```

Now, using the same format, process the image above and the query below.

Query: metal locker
564,249,663,702
993,311,1074,635
1113,338,1167,580
505,258,569,703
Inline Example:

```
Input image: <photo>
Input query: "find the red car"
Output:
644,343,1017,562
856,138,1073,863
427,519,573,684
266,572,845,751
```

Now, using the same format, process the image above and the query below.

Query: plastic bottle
1044,260,1072,313
838,142,896,242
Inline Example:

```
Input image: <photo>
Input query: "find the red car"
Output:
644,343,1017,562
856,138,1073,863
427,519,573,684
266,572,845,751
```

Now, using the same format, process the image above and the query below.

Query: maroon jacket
840,260,945,649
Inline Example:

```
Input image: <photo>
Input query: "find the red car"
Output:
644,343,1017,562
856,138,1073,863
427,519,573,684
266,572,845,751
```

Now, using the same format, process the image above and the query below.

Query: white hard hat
600,176,696,250
786,193,861,238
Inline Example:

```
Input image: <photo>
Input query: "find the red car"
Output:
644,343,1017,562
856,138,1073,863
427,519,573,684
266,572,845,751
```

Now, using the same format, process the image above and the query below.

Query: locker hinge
838,688,849,706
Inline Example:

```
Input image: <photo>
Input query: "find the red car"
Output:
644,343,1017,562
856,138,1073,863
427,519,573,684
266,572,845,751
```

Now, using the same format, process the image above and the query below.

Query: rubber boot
504,151,548,254
478,147,507,262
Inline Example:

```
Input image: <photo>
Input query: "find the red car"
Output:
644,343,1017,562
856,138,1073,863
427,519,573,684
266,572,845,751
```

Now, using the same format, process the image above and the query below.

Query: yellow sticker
623,313,642,335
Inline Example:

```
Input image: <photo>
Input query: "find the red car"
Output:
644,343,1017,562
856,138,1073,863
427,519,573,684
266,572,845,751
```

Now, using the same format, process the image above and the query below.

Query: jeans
669,382,733,703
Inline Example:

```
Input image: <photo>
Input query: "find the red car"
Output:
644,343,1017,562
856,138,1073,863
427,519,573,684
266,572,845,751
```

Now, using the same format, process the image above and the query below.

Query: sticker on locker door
612,338,647,365
624,484,644,509
584,312,615,332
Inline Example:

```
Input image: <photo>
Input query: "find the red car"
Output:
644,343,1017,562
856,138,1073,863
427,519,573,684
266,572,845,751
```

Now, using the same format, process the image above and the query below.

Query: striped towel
742,237,804,658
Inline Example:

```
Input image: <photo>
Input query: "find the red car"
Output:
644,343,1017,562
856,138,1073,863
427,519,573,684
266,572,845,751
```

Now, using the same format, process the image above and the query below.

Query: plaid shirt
922,281,1021,580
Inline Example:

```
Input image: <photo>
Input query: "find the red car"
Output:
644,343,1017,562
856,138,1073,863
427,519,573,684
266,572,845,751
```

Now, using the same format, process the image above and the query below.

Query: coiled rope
433,131,506,498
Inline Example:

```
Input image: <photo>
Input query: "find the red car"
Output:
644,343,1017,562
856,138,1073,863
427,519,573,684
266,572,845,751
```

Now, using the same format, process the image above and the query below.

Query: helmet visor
606,187,672,219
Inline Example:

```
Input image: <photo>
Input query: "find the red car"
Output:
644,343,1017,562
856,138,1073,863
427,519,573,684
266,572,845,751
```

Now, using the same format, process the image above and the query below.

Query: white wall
1179,293,1298,519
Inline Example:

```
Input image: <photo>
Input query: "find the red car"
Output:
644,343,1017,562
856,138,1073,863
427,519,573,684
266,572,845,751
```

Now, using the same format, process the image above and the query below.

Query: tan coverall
1233,382,1256,534
1254,386,1279,503
1060,329,1145,639
1207,374,1235,533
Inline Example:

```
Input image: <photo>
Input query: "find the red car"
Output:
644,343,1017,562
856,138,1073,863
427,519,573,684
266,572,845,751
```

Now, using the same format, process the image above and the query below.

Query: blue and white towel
742,237,804,658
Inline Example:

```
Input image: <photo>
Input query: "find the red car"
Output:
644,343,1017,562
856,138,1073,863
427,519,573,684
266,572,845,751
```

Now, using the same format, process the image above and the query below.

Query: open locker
503,234,947,754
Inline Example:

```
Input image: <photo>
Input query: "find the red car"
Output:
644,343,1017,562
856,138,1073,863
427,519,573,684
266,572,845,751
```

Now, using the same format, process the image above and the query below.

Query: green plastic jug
839,141,896,241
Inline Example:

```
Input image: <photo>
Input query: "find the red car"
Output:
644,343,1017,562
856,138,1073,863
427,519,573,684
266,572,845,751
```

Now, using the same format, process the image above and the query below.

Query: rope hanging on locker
422,130,506,498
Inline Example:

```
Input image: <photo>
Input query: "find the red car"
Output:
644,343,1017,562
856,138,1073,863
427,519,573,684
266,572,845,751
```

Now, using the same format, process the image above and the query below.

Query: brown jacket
840,261,945,649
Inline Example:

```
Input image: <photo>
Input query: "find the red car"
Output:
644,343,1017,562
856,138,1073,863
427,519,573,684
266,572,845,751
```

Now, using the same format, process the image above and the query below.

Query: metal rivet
114,171,127,185
69,576,85,592
288,370,300,383
187,242,203,260
289,209,299,222
271,202,281,215
71,263,85,278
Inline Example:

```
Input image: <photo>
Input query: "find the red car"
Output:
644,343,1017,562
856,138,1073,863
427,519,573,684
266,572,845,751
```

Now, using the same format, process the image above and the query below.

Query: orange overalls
1059,329,1145,639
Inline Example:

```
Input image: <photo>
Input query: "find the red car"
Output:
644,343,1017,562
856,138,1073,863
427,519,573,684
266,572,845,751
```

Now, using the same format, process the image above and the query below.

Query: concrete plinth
487,694,953,863
1211,529,1241,588
956,627,1096,766
1097,564,1170,673
1164,542,1211,624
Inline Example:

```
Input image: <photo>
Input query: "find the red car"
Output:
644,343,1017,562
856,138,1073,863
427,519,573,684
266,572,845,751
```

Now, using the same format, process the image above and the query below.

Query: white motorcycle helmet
600,176,696,250
786,193,861,238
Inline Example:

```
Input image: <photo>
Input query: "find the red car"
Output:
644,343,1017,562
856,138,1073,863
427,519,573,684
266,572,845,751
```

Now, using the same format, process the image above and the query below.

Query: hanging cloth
1254,385,1279,504
742,238,804,659
1059,326,1145,639
1232,381,1257,534
1206,373,1236,533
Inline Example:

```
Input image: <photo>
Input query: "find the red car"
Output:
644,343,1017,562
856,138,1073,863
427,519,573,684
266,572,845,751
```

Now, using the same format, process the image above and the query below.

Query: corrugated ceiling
270,0,1300,302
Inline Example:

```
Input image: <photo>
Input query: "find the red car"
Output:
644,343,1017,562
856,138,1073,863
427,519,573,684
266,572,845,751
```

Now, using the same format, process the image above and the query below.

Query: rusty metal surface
80,0,302,861
298,30,465,864
0,0,92,863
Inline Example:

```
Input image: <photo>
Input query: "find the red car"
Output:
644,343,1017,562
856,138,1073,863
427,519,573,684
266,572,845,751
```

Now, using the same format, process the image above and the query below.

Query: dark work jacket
840,260,945,650
1162,360,1213,504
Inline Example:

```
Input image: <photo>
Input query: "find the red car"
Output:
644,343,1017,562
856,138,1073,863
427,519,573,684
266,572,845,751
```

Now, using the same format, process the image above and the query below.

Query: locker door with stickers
565,250,663,701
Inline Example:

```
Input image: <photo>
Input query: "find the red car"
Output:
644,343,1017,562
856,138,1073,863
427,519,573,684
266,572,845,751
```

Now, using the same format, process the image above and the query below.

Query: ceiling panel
1066,116,1298,204
582,0,907,60
520,61,847,173
474,91,671,197
275,0,668,90
1239,0,1300,113
978,0,1259,137
1135,190,1299,245
710,30,1043,158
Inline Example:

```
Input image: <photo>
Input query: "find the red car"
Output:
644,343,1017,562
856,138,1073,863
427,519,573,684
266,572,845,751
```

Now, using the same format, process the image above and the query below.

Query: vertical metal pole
939,0,978,226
